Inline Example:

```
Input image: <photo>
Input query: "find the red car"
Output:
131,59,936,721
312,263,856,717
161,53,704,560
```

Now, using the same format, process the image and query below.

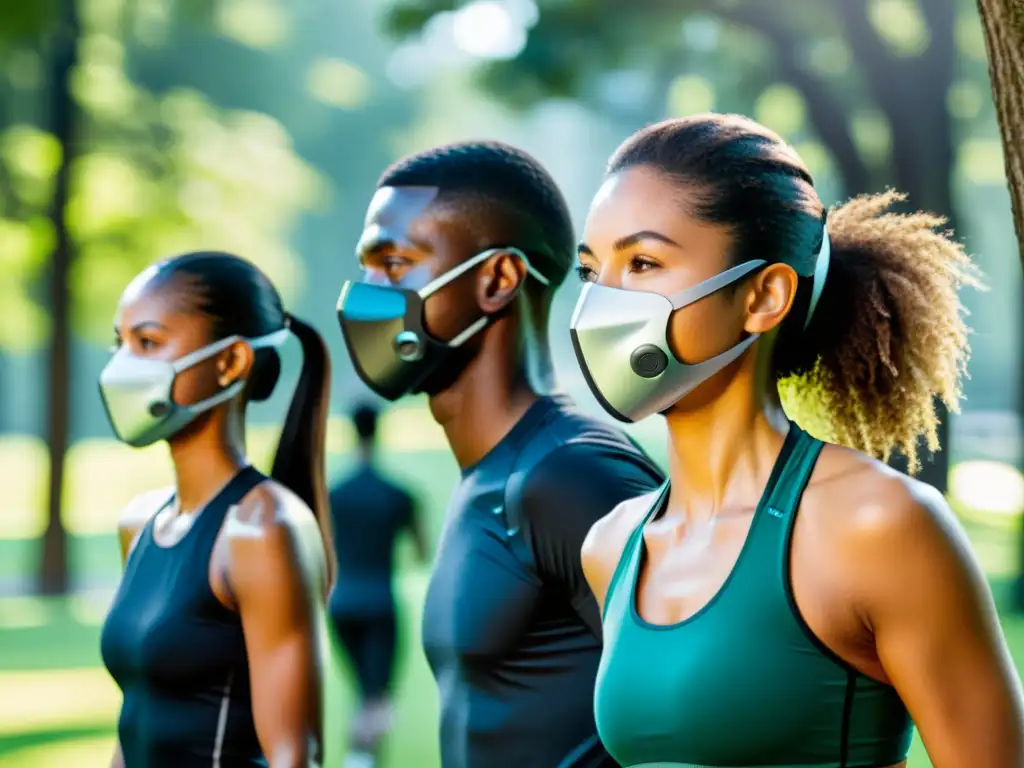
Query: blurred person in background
335,141,664,768
573,114,1024,768
98,252,334,768
327,401,427,768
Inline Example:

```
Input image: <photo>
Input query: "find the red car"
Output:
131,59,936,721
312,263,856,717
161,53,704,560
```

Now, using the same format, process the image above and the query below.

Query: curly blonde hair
778,191,982,471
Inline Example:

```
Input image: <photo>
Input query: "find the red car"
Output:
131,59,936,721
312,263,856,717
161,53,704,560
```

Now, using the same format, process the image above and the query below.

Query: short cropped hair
377,141,575,287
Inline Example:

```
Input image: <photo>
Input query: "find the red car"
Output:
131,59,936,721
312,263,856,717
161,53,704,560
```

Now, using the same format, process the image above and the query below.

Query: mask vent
630,344,669,379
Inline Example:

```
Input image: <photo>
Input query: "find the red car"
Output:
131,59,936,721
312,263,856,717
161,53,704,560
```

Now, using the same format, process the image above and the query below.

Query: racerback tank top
100,466,268,767
594,425,914,767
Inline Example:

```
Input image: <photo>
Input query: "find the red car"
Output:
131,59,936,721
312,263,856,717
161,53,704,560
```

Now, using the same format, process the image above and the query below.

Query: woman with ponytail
98,252,333,767
572,115,1023,767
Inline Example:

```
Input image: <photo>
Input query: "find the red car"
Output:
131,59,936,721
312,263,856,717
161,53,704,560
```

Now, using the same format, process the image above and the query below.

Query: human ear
477,250,529,313
216,341,255,388
743,263,798,335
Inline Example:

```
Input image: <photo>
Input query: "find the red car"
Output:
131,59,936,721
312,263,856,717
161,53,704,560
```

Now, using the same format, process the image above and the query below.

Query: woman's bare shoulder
582,486,662,604
117,487,174,534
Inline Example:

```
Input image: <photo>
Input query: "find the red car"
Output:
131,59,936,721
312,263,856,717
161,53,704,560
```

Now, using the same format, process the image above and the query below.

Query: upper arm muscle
229,485,325,767
854,480,1024,767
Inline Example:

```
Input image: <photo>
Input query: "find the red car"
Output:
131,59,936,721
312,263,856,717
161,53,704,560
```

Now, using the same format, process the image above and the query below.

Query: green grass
0,573,440,768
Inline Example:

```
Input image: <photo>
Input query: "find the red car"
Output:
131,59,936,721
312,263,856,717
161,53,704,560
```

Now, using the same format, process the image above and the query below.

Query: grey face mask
570,225,832,424
98,327,290,447
570,260,768,423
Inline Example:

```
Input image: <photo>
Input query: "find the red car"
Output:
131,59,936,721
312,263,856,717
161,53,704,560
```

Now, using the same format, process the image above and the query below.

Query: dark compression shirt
421,395,664,768
327,464,416,618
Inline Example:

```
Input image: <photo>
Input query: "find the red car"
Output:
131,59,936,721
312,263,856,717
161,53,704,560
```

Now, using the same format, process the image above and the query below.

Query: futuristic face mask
98,328,289,447
570,226,831,423
336,247,550,401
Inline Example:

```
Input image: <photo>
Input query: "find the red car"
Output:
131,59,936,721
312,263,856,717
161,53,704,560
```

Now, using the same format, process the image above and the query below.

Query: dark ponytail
271,314,336,587
152,251,337,584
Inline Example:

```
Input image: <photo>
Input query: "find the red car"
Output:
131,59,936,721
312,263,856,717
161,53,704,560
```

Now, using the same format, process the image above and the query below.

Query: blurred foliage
0,0,325,350
377,0,1004,210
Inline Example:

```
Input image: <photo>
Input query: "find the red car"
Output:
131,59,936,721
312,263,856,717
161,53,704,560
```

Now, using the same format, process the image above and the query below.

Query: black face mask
336,246,549,402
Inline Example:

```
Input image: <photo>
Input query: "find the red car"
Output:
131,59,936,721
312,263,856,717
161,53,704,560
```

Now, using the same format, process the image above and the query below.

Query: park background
1,0,1023,765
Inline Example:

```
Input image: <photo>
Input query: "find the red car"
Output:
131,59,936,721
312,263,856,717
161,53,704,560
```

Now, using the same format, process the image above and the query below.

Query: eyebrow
577,230,681,256
127,321,167,333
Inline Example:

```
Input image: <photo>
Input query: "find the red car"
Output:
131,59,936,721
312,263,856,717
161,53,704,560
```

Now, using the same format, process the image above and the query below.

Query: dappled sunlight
63,438,173,535
0,437,47,539
216,0,290,50
868,0,930,57
451,1,528,60
754,84,806,138
950,460,1024,523
850,109,893,165
666,75,716,116
72,34,135,116
307,58,372,110
0,407,450,538
0,668,120,736
0,596,53,630
959,138,1009,185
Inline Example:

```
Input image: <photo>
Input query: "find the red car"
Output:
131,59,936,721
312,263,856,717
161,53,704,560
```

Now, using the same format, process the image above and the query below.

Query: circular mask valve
394,331,425,362
629,344,669,379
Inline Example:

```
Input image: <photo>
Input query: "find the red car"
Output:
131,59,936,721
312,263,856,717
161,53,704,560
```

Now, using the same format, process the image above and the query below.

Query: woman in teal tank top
569,114,1024,768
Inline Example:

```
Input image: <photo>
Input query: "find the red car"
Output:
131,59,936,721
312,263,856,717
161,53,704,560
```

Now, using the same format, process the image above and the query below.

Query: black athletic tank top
100,466,268,767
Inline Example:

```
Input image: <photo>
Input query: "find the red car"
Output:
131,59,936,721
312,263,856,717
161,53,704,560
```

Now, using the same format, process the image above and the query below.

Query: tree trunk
973,0,1024,607
975,0,1024,265
39,0,80,596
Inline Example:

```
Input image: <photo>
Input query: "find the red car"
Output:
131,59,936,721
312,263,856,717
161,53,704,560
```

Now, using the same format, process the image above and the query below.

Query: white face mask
98,328,289,447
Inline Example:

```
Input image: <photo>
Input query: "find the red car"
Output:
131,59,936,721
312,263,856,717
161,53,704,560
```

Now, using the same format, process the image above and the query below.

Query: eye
137,336,160,352
383,254,411,272
628,254,660,273
575,264,597,283
109,336,122,353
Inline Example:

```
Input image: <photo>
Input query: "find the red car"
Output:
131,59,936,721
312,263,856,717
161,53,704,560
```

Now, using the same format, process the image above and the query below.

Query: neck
168,405,249,514
357,444,373,465
429,321,543,470
662,346,789,524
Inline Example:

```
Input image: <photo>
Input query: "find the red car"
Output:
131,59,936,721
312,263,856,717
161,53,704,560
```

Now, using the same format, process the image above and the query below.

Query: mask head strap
417,246,550,300
171,327,289,373
667,259,768,309
417,247,551,349
804,225,830,331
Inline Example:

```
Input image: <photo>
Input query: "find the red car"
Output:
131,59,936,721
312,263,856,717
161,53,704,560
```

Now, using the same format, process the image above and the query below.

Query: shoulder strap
192,465,267,538
766,425,824,519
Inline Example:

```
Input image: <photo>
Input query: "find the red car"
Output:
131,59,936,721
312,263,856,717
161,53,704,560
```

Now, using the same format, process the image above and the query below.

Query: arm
229,486,326,768
516,443,663,636
850,479,1024,767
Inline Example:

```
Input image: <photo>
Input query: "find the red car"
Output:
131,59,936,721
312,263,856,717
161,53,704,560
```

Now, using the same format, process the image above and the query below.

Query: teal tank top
594,426,914,768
